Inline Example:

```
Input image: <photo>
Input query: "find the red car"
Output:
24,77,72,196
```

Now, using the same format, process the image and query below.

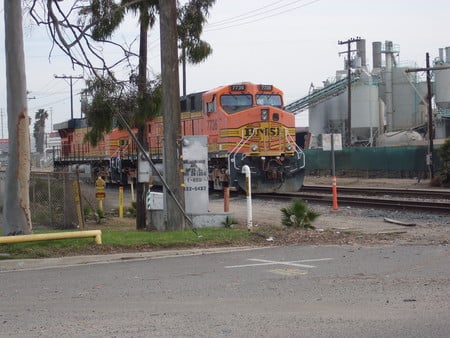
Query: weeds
222,216,237,228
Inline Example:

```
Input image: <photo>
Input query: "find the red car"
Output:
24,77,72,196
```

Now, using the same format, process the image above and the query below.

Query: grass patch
0,227,254,259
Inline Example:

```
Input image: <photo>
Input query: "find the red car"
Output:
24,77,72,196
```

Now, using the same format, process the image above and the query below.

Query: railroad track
254,185,450,214
302,185,450,200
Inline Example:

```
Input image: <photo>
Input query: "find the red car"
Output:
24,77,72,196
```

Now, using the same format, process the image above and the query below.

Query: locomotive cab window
206,97,216,114
256,94,282,108
190,96,196,111
180,98,187,112
220,94,253,114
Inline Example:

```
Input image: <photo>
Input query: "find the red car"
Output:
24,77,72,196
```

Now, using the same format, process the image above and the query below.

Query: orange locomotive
54,82,305,193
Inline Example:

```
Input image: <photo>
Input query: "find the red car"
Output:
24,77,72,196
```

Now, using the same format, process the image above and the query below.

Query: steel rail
301,185,450,200
254,192,450,214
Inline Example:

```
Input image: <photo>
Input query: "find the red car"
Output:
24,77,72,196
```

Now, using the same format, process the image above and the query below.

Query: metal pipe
426,53,434,179
242,165,253,231
385,41,394,132
0,230,102,245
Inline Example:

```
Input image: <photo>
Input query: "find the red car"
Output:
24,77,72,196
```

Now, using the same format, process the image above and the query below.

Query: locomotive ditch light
250,144,259,153
261,108,269,121
285,143,293,152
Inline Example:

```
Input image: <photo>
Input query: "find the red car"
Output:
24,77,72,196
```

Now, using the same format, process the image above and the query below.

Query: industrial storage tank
351,75,380,142
308,79,347,138
376,130,423,146
308,75,380,145
434,47,450,110
325,89,347,132
394,68,423,129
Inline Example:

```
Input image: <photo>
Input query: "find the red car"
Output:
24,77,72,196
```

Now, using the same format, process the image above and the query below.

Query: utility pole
338,37,361,146
0,108,4,138
405,53,450,179
159,0,185,231
54,75,83,120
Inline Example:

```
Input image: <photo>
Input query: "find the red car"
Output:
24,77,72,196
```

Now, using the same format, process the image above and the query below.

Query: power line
207,0,286,27
206,0,320,32
54,74,83,120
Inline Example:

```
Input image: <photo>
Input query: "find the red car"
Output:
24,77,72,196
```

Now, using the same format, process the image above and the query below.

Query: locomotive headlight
285,143,293,152
261,108,269,121
250,144,259,152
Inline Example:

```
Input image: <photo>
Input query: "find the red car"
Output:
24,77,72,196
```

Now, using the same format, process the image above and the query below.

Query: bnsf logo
244,127,280,137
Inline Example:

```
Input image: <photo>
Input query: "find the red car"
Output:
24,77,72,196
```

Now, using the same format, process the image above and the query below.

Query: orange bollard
224,186,230,212
332,176,338,210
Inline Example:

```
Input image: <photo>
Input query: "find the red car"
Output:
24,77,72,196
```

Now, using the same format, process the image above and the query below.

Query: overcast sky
1,0,449,138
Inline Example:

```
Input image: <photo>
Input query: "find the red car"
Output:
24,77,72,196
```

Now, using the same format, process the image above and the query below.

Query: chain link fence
0,170,117,230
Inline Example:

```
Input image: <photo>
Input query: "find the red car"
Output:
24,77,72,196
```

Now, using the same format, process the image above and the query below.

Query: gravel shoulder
208,176,450,246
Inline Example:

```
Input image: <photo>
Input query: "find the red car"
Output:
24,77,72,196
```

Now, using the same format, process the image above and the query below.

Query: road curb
0,246,263,273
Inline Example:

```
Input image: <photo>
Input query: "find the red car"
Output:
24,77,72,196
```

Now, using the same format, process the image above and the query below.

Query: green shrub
83,206,92,216
127,202,137,217
280,199,319,229
96,208,105,219
438,137,450,187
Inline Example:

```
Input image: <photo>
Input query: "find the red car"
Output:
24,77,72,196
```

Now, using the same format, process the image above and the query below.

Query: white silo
434,47,450,110
392,67,422,130
351,77,380,144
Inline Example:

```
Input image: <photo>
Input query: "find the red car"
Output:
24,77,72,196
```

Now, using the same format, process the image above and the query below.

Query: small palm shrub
280,199,319,229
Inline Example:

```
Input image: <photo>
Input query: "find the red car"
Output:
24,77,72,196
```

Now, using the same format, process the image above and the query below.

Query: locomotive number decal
244,127,280,137
207,119,218,130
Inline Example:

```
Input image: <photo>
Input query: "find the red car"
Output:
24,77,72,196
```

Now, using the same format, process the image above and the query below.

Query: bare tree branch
28,0,142,79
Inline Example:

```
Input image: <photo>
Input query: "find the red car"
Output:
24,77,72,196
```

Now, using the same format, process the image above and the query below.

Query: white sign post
182,136,209,214
322,133,342,210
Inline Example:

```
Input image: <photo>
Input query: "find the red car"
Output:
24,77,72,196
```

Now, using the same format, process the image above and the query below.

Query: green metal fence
304,146,441,178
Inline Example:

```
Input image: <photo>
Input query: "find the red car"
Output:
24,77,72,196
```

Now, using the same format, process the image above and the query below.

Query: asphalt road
1,244,449,337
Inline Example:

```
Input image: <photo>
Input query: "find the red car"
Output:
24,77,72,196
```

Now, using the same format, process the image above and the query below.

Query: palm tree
33,109,48,154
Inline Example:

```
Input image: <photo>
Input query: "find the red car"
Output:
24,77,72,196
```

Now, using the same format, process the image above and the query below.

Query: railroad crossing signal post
95,176,106,212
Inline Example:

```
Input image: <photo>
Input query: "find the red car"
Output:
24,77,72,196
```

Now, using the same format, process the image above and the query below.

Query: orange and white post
329,133,339,211
331,176,338,210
